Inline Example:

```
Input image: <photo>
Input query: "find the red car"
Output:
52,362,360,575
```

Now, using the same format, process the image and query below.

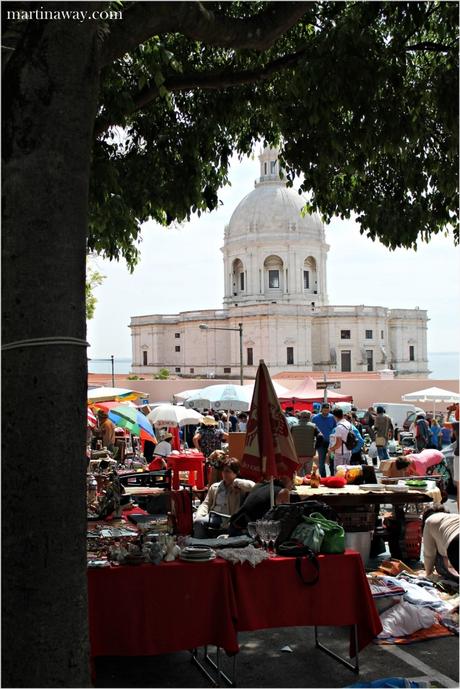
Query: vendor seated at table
148,432,173,471
422,505,459,579
229,475,298,534
193,458,255,538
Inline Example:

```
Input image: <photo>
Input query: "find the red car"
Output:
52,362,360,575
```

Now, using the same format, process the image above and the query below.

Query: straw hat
201,415,218,426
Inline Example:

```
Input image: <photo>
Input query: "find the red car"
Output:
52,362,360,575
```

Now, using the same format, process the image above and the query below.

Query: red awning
278,377,353,408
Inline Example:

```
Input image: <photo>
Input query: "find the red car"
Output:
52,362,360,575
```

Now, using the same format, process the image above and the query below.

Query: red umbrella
241,360,300,499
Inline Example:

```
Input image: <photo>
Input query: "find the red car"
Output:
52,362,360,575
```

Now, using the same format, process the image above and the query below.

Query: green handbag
291,519,325,553
304,512,345,554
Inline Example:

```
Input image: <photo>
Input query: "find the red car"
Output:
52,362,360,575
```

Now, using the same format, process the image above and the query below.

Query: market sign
316,381,341,389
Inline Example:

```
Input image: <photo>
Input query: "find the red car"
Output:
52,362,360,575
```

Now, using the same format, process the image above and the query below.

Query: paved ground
94,493,459,688
94,629,459,688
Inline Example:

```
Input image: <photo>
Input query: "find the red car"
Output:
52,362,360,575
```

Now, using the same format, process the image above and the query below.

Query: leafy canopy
87,1,458,268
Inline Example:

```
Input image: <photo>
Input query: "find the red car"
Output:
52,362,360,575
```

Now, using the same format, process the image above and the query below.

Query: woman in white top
422,506,459,578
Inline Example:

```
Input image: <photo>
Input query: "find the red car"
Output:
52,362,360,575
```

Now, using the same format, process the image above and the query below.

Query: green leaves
88,0,458,263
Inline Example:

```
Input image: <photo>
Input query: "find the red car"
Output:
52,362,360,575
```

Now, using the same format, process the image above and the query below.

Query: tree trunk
2,18,101,687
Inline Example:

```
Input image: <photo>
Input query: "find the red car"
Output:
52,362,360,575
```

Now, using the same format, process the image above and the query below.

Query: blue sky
87,149,460,359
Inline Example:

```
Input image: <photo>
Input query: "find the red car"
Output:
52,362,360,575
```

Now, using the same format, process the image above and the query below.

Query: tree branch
102,1,313,65
404,41,455,53
138,48,307,107
95,47,308,136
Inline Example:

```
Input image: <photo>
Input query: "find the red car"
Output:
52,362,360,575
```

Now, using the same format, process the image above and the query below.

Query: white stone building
131,147,429,379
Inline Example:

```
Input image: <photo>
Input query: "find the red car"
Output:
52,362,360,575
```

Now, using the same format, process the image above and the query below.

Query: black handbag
277,540,320,586
264,499,341,553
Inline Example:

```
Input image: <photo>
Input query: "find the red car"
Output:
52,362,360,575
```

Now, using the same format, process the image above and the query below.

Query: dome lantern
257,145,285,186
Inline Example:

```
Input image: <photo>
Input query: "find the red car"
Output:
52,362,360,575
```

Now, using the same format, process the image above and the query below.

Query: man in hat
97,410,116,454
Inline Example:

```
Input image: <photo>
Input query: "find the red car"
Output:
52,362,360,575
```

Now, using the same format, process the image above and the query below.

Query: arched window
263,255,284,291
303,256,318,294
232,258,245,295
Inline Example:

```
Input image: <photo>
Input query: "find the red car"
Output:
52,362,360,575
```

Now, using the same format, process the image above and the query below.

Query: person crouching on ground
193,458,254,538
422,505,459,579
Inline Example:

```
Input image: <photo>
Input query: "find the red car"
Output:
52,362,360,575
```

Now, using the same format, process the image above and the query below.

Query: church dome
225,147,325,243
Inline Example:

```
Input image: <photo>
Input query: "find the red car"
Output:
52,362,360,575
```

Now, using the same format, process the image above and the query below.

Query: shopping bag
304,512,345,554
291,519,325,553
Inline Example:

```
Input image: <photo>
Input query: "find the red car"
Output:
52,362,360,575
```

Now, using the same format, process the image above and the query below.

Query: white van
372,402,425,429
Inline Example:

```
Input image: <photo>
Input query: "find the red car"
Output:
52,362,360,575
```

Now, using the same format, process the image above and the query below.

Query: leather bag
277,540,320,585
264,499,341,553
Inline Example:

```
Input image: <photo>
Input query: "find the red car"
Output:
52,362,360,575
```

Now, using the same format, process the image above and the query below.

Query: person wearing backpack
349,412,365,465
328,407,355,469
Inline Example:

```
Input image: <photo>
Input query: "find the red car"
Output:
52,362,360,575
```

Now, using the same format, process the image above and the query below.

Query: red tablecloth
230,551,382,656
88,559,239,657
166,452,205,490
88,551,381,661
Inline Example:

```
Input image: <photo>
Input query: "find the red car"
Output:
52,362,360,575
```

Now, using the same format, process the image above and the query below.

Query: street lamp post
111,354,115,387
199,323,244,385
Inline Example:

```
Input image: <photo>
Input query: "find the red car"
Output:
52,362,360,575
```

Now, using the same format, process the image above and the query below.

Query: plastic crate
403,518,422,559
337,507,377,532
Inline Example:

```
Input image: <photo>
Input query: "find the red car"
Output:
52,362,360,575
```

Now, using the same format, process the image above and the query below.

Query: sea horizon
88,352,459,380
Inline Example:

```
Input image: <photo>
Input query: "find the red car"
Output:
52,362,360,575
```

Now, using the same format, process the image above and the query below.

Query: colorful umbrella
106,404,157,443
90,400,136,413
241,360,300,503
87,386,148,403
87,407,97,428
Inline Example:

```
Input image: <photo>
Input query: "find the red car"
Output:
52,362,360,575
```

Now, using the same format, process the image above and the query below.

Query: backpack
338,423,358,451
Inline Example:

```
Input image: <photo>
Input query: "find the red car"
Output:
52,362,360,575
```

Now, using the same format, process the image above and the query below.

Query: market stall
88,551,381,683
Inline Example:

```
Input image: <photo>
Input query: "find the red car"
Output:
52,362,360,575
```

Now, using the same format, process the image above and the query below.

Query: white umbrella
243,381,290,398
147,404,203,428
173,387,203,401
402,386,460,419
87,386,147,403
184,383,252,411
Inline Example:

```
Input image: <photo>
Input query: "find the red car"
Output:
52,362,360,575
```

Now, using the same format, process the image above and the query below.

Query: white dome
226,181,325,242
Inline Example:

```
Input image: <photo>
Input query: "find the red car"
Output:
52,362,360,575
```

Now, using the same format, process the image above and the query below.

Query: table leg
314,625,359,673
204,646,236,687
196,464,205,490
190,648,219,687
172,467,180,491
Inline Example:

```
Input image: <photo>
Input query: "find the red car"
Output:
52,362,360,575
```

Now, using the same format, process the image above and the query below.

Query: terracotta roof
272,371,382,380
88,373,135,385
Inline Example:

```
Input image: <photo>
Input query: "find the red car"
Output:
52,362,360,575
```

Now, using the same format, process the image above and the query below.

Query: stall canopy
278,377,353,411
402,386,460,419
184,384,252,411
401,386,460,404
